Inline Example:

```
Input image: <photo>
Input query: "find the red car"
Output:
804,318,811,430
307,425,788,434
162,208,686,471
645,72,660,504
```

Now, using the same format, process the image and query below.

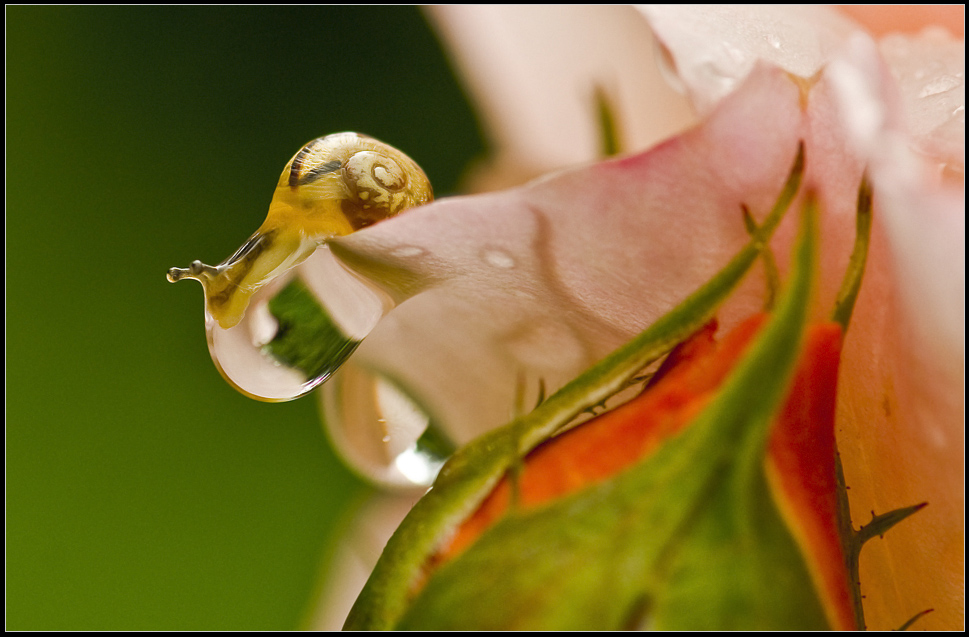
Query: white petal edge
638,5,859,114
425,6,697,190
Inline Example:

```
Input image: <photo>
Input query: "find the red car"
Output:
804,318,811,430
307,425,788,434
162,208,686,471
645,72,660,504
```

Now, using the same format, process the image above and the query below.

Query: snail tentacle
168,132,433,330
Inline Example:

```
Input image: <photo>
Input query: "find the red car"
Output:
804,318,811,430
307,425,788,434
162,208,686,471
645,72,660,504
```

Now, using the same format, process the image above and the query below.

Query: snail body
167,132,433,329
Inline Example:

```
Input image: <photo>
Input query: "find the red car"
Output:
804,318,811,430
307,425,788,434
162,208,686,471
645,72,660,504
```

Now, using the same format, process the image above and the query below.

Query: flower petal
425,6,697,189
349,202,831,630
316,6,963,629
638,5,859,114
823,34,965,630
642,10,964,625
766,322,855,630
329,64,806,447
837,5,964,39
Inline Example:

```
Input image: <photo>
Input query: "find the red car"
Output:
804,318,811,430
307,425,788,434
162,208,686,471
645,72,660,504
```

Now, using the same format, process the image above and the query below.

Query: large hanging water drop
172,245,396,401
168,132,432,401
320,360,450,487
167,133,442,484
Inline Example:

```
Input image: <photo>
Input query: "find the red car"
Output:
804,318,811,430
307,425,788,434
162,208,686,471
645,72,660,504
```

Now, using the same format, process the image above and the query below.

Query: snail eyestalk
167,132,433,329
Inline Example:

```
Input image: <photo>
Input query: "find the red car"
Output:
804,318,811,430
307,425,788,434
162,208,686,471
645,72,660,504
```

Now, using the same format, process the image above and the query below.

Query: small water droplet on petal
482,248,515,269
390,245,426,259
919,74,960,98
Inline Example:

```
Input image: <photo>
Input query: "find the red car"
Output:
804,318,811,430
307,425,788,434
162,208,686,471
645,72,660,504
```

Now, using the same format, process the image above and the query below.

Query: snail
167,132,433,329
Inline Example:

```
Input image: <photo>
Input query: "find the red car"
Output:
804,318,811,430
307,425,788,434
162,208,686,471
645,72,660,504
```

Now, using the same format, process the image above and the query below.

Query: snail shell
168,132,433,329
282,132,433,234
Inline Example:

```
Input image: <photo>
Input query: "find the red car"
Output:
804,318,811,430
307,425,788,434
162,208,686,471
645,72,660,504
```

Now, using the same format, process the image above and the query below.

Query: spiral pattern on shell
287,132,433,231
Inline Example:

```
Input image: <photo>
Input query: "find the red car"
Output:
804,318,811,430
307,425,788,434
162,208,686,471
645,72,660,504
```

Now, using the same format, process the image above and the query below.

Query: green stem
831,174,872,331
896,607,934,631
742,204,780,310
595,85,622,158
837,446,927,630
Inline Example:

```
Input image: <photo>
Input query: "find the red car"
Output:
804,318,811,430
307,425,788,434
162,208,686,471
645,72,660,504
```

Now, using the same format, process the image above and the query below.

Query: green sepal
828,176,928,630
595,85,622,158
344,144,805,630
896,607,934,631
831,174,873,332
391,193,821,631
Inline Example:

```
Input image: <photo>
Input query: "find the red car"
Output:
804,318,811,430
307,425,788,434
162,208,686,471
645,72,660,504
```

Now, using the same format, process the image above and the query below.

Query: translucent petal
638,5,858,114
425,6,697,190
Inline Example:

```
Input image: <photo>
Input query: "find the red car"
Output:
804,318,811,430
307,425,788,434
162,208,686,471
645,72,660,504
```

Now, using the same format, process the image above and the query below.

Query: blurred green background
7,6,483,630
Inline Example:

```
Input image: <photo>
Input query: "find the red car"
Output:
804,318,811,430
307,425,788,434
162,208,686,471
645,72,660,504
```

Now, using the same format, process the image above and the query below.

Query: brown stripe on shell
289,138,325,188
297,159,342,186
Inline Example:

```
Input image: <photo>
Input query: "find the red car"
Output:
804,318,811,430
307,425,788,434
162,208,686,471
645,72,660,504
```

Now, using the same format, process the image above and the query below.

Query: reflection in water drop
205,246,395,402
185,241,449,487
482,248,516,269
321,362,451,488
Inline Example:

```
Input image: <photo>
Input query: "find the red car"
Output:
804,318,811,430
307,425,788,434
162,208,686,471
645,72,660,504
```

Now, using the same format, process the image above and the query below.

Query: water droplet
482,248,515,269
765,33,781,50
201,246,395,402
320,361,448,488
919,74,960,98
175,240,449,486
394,445,442,486
720,40,746,65
695,58,741,101
390,245,425,259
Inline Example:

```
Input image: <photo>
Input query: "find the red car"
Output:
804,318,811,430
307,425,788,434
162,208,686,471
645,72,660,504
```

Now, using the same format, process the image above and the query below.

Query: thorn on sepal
856,502,928,546
895,608,934,631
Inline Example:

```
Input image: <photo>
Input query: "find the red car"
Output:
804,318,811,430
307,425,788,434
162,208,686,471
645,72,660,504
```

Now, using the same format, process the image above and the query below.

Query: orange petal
437,315,769,562
766,323,855,630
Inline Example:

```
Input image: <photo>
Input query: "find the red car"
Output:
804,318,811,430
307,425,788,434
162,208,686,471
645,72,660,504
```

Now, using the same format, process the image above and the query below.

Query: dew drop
919,74,960,99
390,245,426,259
320,361,448,488
695,58,741,102
173,238,450,486
201,245,395,402
507,319,585,372
482,248,515,269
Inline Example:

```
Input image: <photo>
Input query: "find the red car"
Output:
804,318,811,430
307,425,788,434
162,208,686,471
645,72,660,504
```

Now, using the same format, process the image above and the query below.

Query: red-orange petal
766,322,855,630
438,314,769,561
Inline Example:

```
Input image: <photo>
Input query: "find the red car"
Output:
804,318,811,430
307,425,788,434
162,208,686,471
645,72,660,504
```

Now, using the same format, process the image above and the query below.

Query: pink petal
330,64,807,447
314,6,964,629
823,34,964,630
644,9,964,627
307,492,423,630
638,5,858,114
837,5,964,39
